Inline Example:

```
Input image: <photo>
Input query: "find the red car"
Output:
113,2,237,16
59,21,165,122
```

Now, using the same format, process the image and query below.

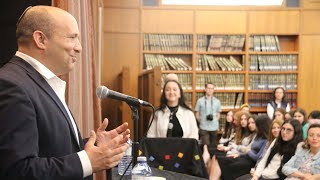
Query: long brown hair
235,111,251,145
268,119,284,145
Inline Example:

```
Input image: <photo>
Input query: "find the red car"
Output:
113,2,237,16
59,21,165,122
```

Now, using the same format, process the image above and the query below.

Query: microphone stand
129,105,139,167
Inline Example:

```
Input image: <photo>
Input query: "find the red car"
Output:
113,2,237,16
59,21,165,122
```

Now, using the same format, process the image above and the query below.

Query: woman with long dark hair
252,119,303,180
147,80,198,139
219,110,235,146
282,123,320,179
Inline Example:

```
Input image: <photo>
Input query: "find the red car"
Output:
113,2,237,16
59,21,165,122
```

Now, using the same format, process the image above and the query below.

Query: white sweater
146,106,199,140
255,140,303,179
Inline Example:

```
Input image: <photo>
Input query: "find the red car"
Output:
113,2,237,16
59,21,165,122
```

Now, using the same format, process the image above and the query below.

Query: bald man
0,6,129,180
165,73,179,82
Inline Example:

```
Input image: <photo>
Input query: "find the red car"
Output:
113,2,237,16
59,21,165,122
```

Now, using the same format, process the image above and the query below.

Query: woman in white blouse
147,80,198,139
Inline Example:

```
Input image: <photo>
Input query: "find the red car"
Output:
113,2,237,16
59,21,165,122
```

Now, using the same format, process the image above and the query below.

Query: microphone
96,86,152,107
167,122,173,137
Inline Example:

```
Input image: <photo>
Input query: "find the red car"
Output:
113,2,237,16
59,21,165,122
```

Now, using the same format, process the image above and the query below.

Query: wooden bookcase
139,33,299,133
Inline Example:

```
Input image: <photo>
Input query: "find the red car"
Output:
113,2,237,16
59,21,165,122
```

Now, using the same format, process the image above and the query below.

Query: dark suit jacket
0,56,92,180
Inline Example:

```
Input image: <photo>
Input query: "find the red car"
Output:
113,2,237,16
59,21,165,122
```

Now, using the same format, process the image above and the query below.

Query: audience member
147,80,198,139
218,110,236,146
267,87,290,120
302,110,320,139
293,108,308,136
285,111,294,121
282,123,320,179
211,114,270,180
252,119,303,180
236,118,284,180
165,73,179,82
274,108,286,121
268,119,284,145
195,82,221,146
241,103,251,113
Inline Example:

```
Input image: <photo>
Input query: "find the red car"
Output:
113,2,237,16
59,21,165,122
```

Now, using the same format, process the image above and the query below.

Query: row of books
196,74,245,90
143,34,193,51
184,93,192,108
161,73,193,90
248,74,297,90
249,55,298,71
195,92,244,109
144,54,192,70
219,114,227,132
196,55,244,71
248,93,297,108
197,35,245,52
249,35,280,52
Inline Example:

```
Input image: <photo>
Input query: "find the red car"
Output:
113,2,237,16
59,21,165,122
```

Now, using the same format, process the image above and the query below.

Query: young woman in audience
147,80,198,139
203,110,235,167
226,112,255,155
302,110,320,139
203,111,254,176
268,119,284,145
218,110,235,146
285,111,293,121
267,87,290,120
274,108,286,122
241,103,251,113
252,119,303,180
293,108,308,139
210,114,270,180
293,108,308,126
235,118,284,180
282,123,320,179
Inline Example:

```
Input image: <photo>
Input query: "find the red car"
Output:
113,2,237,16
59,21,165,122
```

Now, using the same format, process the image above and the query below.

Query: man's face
45,13,82,75
205,84,214,96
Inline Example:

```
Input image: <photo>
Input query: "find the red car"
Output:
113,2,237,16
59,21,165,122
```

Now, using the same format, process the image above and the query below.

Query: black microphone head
96,86,109,98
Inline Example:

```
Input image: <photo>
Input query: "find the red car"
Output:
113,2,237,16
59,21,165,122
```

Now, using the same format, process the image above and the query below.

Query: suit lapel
10,57,81,150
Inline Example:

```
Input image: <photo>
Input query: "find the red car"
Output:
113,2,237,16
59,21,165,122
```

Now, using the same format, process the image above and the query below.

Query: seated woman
226,112,256,155
235,118,285,180
252,119,303,180
282,123,320,180
210,114,270,180
203,111,254,175
273,108,286,122
218,110,235,146
147,80,198,139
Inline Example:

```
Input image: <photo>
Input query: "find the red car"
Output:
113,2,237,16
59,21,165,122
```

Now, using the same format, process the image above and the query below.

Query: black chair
139,137,209,179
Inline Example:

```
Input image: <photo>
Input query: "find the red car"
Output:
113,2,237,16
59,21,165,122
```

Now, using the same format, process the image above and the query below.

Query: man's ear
33,30,47,50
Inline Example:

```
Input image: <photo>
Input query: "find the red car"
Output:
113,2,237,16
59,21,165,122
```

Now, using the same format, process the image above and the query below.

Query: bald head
16,6,72,46
165,73,179,82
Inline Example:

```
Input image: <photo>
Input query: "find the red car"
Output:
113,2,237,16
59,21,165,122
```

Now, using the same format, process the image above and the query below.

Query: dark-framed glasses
281,127,293,133
16,6,32,26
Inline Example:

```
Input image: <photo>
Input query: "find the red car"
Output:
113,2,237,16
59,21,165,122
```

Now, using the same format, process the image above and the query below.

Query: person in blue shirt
195,82,222,146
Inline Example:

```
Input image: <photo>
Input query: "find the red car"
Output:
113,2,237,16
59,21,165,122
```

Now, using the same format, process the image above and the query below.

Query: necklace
168,106,179,122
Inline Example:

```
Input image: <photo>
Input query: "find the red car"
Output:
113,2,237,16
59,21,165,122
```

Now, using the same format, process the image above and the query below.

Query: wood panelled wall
101,0,320,131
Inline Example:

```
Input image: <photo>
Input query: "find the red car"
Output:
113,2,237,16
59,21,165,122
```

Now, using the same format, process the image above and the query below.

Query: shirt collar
15,51,56,80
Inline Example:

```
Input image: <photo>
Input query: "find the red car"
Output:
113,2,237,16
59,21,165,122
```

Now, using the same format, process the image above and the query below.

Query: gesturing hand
85,130,129,172
84,118,131,173
96,118,130,147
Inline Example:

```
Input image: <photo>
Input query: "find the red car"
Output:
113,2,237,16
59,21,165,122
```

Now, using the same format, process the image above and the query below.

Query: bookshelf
140,33,299,114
